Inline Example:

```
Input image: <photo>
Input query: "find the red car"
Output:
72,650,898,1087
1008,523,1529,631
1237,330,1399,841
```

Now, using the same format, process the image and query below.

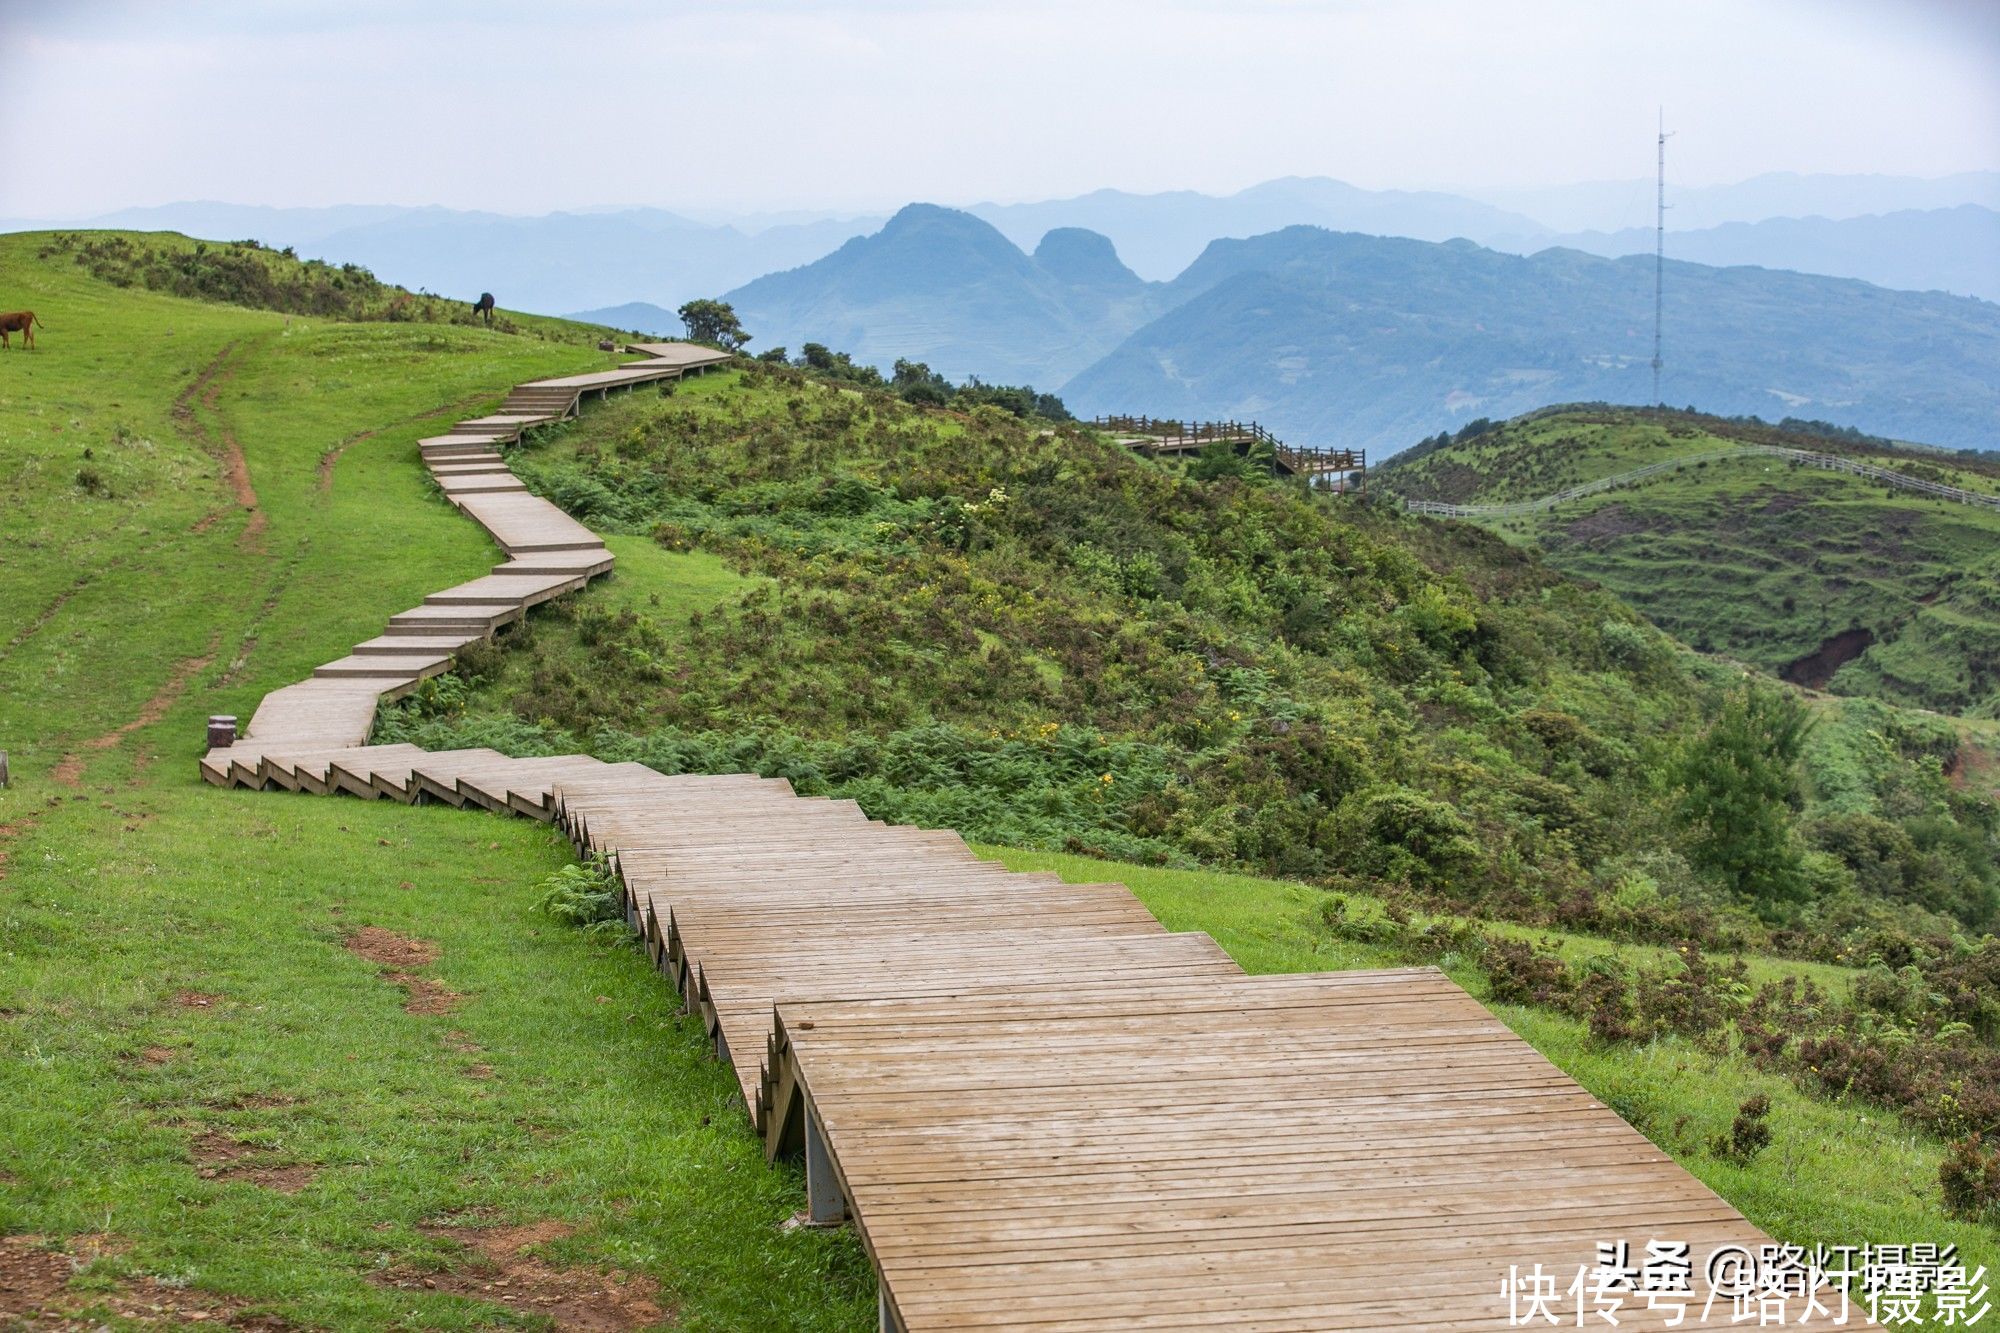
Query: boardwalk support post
207,715,236,749
879,1287,904,1333
805,1103,846,1225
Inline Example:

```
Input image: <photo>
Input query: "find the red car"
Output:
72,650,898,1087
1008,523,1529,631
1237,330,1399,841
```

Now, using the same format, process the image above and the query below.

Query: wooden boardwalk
201,346,1770,1329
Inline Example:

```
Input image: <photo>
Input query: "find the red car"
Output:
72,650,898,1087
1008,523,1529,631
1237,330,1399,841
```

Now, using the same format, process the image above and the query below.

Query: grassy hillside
0,233,876,1328
380,358,2000,1249
4,234,1998,1325
400,365,1998,948
1378,408,2000,718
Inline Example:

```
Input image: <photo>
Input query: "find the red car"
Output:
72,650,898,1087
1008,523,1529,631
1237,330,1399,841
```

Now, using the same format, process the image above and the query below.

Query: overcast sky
2,0,1995,218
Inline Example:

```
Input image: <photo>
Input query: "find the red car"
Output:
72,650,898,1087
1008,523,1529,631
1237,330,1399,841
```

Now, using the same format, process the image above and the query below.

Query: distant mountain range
959,174,1999,298
1552,205,2000,304
9,170,1997,316
1463,170,2000,234
728,206,2000,454
963,178,1550,281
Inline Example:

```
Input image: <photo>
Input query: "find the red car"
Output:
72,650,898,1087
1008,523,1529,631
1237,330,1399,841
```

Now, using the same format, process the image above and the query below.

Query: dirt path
51,633,221,786
176,342,266,552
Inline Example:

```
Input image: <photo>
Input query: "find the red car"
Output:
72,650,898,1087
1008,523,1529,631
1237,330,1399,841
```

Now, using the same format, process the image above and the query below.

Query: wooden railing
1092,415,1366,486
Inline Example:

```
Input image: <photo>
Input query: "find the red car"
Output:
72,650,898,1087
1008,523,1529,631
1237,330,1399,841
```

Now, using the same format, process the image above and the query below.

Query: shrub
1712,1094,1773,1164
1484,937,1570,1006
534,857,627,940
1939,1134,2000,1222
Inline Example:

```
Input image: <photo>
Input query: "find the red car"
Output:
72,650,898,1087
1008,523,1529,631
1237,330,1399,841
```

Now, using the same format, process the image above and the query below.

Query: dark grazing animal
0,310,42,349
472,292,495,326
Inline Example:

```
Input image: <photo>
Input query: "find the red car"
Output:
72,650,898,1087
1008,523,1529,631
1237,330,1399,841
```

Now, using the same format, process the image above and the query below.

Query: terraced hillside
1378,408,2000,718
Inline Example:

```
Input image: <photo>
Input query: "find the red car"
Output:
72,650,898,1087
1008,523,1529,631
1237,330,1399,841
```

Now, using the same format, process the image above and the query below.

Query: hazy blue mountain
967,177,1551,280
566,301,682,335
960,175,2000,303
1548,206,2000,303
1467,171,2000,234
722,205,1164,384
1059,227,2000,454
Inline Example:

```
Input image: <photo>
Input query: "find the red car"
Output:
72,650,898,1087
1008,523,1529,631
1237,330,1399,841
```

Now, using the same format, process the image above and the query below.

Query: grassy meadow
0,233,873,1329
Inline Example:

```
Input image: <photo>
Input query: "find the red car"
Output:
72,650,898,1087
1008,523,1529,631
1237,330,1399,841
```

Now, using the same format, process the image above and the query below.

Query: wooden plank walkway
198,343,1772,1329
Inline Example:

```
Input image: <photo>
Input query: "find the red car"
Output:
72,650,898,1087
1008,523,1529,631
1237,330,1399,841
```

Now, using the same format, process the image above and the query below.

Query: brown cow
0,311,42,349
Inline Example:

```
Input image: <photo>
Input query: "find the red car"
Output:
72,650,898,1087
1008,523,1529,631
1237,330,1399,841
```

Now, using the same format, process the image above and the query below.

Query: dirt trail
176,342,265,551
345,926,463,1014
51,634,221,786
2,574,90,657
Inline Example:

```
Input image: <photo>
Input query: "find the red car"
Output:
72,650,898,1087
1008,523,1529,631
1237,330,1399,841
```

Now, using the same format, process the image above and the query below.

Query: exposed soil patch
2,1233,289,1329
49,755,84,788
401,977,464,1016
1947,739,2000,799
0,817,40,881
1779,627,1876,690
0,1235,75,1317
190,1131,315,1194
140,1046,177,1065
344,927,461,1015
81,635,222,768
174,990,223,1010
344,926,439,970
374,1220,668,1331
1563,503,1655,541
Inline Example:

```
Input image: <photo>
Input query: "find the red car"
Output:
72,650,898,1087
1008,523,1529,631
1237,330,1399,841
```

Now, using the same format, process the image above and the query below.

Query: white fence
1403,446,2000,519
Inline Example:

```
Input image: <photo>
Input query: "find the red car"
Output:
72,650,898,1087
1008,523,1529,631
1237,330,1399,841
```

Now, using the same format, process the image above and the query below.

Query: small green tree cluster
1673,688,1812,913
676,298,751,350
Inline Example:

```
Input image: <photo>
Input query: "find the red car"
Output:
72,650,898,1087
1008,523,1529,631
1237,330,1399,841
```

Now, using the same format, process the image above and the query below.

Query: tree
1673,687,1812,910
892,358,951,406
676,298,750,350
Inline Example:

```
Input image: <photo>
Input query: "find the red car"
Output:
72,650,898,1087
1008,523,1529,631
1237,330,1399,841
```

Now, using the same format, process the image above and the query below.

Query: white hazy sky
2,0,1996,217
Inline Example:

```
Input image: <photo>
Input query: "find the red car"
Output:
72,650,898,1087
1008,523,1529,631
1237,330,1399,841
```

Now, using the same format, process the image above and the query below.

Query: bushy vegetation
1378,407,2000,717
35,232,594,338
1321,893,2000,1181
751,341,1068,419
379,365,2000,968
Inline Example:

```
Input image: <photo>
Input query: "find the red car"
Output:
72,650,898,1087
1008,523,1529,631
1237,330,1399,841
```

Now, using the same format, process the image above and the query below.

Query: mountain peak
1032,227,1142,289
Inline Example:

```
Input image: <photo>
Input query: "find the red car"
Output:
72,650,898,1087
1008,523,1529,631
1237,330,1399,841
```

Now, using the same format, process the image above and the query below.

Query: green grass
0,232,872,1328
